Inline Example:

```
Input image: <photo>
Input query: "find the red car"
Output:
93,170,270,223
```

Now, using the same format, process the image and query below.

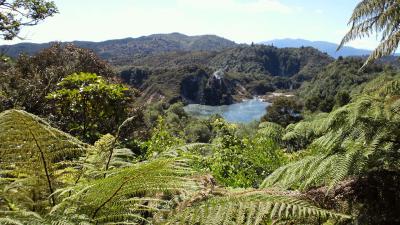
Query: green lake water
183,98,270,123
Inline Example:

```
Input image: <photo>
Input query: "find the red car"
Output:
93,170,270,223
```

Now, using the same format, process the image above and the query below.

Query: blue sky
0,0,381,49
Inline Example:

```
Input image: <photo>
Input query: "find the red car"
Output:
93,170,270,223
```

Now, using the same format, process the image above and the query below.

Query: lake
183,98,270,123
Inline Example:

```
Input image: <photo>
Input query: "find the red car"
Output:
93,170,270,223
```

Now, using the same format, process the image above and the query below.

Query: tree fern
72,134,138,184
257,122,285,144
0,210,92,225
2,157,202,225
52,158,200,224
262,80,400,191
261,144,366,191
76,115,150,182
1,111,206,224
166,189,351,224
0,211,45,225
339,0,400,68
0,110,86,211
283,114,329,151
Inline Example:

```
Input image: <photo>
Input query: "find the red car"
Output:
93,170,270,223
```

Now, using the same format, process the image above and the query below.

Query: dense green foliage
46,72,132,142
0,33,236,62
1,74,399,225
142,101,214,144
1,9,400,222
262,96,303,127
0,44,141,144
0,109,351,225
168,190,350,225
121,45,333,104
261,73,400,224
300,57,388,112
0,44,115,115
210,45,333,80
205,119,286,188
0,110,85,213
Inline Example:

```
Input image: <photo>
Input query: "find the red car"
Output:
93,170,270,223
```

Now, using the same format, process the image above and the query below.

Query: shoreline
256,92,295,102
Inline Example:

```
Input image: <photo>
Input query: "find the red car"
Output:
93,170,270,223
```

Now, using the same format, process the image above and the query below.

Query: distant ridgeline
1,33,397,106
261,38,373,58
0,33,236,64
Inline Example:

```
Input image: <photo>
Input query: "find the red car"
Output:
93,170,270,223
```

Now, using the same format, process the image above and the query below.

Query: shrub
262,97,303,127
47,72,132,142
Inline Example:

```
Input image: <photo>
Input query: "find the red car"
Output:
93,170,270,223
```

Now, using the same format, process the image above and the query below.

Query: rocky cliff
120,45,333,105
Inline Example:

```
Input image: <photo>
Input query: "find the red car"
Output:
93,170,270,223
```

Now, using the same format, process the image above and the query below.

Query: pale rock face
213,69,224,80
180,68,236,106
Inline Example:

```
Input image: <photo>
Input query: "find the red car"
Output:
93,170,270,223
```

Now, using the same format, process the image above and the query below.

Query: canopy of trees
2,69,399,224
1,1,400,224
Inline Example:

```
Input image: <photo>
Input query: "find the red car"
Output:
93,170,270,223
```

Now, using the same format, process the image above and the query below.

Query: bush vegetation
1,1,400,223
2,61,400,223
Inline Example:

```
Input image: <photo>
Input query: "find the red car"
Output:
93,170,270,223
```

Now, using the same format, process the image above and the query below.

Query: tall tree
0,0,58,40
339,0,400,68
1,44,114,114
261,97,303,127
47,72,132,142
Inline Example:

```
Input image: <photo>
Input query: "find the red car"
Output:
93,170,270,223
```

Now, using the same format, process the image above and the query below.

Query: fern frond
258,122,285,143
158,143,213,158
0,110,86,209
362,31,400,69
53,158,199,224
0,110,85,166
270,84,400,191
282,114,329,151
379,79,400,96
261,155,326,190
166,190,351,224
338,0,400,68
261,142,366,191
0,210,44,225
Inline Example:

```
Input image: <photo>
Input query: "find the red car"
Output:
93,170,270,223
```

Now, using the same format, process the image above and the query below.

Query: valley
4,33,395,109
1,23,400,225
0,33,392,122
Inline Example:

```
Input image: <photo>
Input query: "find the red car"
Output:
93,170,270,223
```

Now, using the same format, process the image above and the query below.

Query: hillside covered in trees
1,41,400,224
120,44,333,104
0,33,236,65
1,0,400,225
1,32,337,105
2,37,336,105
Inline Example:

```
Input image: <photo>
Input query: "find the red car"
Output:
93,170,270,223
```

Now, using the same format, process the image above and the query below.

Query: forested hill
0,34,336,105
122,44,334,105
0,32,237,64
209,45,333,78
129,44,333,78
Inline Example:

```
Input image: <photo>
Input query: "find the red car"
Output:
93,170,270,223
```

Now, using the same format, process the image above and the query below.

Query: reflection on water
183,98,270,123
